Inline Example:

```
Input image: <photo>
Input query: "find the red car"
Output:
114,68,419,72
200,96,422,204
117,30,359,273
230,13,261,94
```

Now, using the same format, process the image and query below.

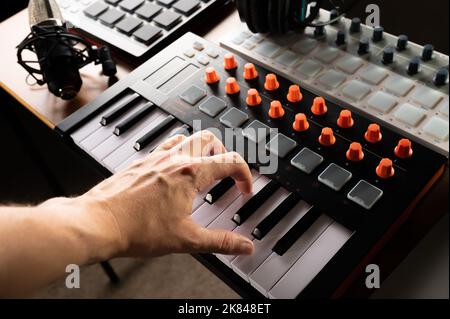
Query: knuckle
219,232,235,252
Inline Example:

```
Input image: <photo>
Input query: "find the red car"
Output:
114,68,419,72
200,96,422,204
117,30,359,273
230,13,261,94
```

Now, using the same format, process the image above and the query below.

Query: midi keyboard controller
56,29,447,298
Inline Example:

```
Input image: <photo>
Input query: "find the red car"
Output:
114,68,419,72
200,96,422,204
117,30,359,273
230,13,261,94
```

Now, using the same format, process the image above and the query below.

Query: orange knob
319,127,336,146
376,158,395,179
287,85,303,103
337,110,354,128
346,142,364,162
395,139,413,159
246,89,262,107
225,77,240,95
365,124,382,143
311,97,328,116
205,67,220,84
264,74,280,91
268,101,285,118
224,53,238,70
243,63,258,80
293,113,310,132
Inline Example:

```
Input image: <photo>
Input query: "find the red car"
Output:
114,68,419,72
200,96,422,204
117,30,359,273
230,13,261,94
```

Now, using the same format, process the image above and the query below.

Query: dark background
0,0,448,205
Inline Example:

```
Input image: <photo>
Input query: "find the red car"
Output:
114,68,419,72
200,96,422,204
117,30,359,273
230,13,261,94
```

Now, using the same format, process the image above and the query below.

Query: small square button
196,54,209,65
318,70,346,89
422,117,449,141
315,47,340,64
180,85,206,105
410,87,443,109
341,80,371,101
336,56,364,74
199,97,227,117
243,120,271,143
394,103,426,127
173,0,201,16
318,163,352,191
206,48,219,59
133,24,162,44
440,100,449,117
367,91,397,113
219,108,249,128
347,180,383,210
274,50,300,67
360,66,389,85
296,59,322,78
291,38,318,55
153,10,181,30
290,148,323,174
266,134,297,158
255,42,281,58
383,76,415,97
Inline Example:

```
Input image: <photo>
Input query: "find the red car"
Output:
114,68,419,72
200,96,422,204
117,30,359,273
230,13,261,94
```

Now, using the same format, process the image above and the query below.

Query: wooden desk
0,8,448,298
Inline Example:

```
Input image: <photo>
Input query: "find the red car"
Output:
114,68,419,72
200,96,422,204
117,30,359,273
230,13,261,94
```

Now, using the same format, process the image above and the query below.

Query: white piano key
90,112,165,161
191,171,261,227
231,200,312,282
249,214,333,297
268,221,353,299
216,188,291,266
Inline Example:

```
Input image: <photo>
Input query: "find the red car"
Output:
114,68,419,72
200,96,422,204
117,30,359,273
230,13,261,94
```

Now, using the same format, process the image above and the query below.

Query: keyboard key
268,221,352,299
113,102,155,136
265,134,297,158
83,1,108,18
199,96,227,117
254,42,281,58
180,85,207,105
347,180,383,210
296,59,322,78
341,80,371,101
383,76,415,97
318,163,352,191
394,103,426,127
99,9,125,27
317,69,346,89
133,24,162,44
315,47,340,64
274,50,300,68
153,10,182,30
119,0,145,12
205,177,235,204
116,16,143,35
135,2,163,21
367,91,397,113
291,38,317,54
253,193,301,240
105,0,122,4
219,108,249,128
134,115,177,150
232,180,280,225
100,93,141,126
360,66,389,85
157,0,177,7
422,116,449,141
170,124,191,137
291,148,324,174
336,56,364,74
243,120,271,143
173,0,201,15
410,87,443,109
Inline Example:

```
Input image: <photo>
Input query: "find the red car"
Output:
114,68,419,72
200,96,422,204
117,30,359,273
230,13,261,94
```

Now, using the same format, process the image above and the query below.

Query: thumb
194,228,254,255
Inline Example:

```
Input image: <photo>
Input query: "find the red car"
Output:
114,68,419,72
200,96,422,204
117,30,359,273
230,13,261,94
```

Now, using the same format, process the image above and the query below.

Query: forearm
0,196,121,297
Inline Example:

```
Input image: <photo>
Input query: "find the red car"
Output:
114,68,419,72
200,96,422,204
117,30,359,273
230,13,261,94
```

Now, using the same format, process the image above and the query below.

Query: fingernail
239,238,254,255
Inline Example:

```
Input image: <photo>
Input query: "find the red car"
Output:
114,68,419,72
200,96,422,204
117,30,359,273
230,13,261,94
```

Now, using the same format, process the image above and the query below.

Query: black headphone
235,0,358,34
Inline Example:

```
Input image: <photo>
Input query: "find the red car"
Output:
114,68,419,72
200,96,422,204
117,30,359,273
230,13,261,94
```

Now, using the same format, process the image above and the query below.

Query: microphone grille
28,0,64,27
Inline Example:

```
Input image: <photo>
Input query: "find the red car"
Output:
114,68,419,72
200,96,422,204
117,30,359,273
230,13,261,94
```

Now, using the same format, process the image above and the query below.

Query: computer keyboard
56,0,229,58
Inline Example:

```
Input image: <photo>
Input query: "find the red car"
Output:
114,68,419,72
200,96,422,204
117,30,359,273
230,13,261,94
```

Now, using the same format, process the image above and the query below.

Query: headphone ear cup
267,0,279,33
280,0,291,33
236,0,255,33
249,0,269,33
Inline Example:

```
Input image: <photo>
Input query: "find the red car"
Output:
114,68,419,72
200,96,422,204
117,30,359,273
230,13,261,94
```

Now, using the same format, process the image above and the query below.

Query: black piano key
100,93,141,126
232,180,280,225
134,115,177,151
169,124,192,137
272,206,321,256
113,102,155,136
252,193,302,240
205,177,235,204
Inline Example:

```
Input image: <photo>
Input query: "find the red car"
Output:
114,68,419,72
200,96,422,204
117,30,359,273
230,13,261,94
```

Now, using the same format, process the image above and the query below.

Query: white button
231,35,245,45
360,66,389,85
254,42,281,58
274,50,300,67
336,56,364,74
315,47,340,64
383,76,415,97
394,103,427,127
422,117,449,141
317,69,346,89
192,41,205,51
296,59,322,78
291,38,318,55
196,54,209,66
183,49,195,58
367,91,397,113
341,80,371,101
439,100,449,117
206,48,219,59
410,86,443,109
242,41,256,50
249,34,264,43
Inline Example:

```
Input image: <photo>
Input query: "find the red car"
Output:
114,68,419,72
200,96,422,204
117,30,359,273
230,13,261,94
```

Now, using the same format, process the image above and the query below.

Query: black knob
350,17,361,33
330,9,339,23
358,38,370,55
397,35,409,51
434,68,449,86
372,26,384,42
382,47,395,64
407,57,421,75
422,44,434,61
336,31,346,46
314,25,325,37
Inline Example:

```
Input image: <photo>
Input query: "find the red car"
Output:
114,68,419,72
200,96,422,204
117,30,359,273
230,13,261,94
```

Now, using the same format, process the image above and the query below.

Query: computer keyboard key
84,1,108,19
133,25,162,44
153,10,182,30
173,0,201,15
135,2,163,21
157,0,178,7
116,16,144,35
99,9,125,27
119,0,145,12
